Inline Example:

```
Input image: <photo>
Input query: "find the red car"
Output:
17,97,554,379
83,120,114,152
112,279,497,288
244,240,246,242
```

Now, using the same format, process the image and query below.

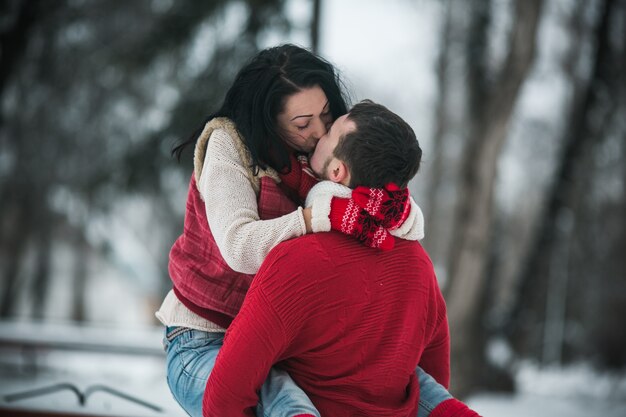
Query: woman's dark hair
173,44,349,174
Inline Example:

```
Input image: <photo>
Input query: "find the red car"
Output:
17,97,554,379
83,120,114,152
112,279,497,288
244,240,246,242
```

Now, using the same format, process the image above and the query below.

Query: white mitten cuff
305,181,352,233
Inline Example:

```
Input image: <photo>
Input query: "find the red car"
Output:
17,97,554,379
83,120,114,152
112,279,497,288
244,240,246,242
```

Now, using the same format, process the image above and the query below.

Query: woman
157,44,454,417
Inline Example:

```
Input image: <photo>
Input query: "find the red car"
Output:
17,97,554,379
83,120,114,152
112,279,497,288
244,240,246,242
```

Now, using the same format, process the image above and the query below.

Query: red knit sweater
203,232,450,417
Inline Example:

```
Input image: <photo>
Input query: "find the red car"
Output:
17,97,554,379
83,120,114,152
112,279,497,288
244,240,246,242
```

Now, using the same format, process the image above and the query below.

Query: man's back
204,231,449,416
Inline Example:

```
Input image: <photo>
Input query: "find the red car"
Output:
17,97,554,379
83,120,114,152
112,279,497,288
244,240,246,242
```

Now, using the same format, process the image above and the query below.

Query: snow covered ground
467,362,626,417
469,393,625,417
0,321,185,416
1,320,624,417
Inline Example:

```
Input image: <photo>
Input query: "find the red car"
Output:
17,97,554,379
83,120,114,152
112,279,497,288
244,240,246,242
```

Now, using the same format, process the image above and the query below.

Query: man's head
309,100,422,189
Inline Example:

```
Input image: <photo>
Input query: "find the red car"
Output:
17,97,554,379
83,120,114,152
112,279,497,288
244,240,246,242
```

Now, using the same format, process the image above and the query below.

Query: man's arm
202,270,289,417
419,314,450,388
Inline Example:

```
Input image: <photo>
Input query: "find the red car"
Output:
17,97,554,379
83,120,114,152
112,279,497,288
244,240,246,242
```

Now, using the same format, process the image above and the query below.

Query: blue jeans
416,366,452,417
163,327,320,417
163,327,451,417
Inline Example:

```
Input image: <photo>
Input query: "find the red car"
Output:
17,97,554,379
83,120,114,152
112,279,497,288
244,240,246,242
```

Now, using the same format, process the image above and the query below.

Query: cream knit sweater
196,123,307,274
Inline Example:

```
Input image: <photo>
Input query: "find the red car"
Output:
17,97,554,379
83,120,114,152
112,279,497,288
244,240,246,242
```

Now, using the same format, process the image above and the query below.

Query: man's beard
317,155,333,181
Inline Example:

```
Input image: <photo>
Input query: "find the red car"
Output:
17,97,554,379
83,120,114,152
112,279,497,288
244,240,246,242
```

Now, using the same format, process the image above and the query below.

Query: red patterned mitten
351,183,411,228
328,184,411,250
329,196,394,250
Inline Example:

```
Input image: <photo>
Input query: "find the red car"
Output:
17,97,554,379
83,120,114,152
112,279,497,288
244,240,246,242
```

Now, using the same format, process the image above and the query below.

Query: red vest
168,174,300,328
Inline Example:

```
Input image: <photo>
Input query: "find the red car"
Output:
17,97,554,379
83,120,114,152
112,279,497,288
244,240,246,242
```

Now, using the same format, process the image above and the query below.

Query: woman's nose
310,117,327,141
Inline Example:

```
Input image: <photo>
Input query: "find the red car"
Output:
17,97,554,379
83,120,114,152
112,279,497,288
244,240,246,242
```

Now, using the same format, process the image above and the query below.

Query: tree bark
445,0,544,397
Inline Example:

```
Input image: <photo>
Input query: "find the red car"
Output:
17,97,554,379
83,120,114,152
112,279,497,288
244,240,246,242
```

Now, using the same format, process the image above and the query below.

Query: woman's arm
199,129,307,274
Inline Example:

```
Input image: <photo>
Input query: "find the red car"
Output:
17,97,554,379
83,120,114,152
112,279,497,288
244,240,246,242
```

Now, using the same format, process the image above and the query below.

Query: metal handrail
3,383,163,413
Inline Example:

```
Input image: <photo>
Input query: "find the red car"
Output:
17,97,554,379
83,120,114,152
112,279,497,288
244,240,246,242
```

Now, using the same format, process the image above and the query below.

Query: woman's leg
164,327,224,417
163,326,320,417
257,367,320,417
417,366,453,417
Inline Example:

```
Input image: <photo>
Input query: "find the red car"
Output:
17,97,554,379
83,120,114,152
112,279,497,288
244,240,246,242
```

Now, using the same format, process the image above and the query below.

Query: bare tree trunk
31,216,52,320
445,0,544,397
72,233,89,322
0,1,46,317
0,1,42,103
0,193,31,318
509,0,621,359
310,0,322,54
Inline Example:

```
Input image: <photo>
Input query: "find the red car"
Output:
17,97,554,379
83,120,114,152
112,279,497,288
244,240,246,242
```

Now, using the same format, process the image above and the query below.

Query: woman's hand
302,207,313,234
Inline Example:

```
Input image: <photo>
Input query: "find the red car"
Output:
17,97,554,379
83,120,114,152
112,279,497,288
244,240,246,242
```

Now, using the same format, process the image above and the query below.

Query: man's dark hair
334,100,421,188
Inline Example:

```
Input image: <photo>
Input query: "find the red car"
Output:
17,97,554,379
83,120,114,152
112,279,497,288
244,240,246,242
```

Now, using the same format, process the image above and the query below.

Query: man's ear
328,159,350,186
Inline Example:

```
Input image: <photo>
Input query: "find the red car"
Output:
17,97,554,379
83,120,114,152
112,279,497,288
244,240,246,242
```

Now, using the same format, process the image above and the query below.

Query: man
202,100,479,417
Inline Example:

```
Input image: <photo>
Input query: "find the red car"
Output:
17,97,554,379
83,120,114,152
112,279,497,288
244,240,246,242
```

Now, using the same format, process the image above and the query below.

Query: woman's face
276,85,333,154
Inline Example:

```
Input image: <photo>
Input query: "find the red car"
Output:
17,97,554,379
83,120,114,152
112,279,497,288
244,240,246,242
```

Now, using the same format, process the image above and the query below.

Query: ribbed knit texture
203,232,449,417
430,398,483,417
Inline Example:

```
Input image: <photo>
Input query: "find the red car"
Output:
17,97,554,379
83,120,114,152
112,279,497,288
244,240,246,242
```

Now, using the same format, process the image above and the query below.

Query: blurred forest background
1,0,624,402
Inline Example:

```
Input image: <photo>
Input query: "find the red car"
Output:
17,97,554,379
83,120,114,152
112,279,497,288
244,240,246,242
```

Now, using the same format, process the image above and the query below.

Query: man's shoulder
393,238,437,274
270,233,336,266
263,233,361,275
258,233,438,306
253,234,339,300
271,232,430,271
